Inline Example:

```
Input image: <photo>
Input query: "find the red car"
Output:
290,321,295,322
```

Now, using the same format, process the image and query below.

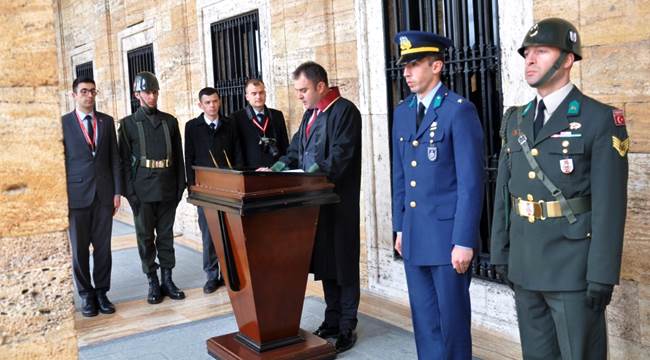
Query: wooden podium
187,168,340,360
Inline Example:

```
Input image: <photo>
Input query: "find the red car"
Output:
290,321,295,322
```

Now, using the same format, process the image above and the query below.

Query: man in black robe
269,61,362,353
230,79,289,168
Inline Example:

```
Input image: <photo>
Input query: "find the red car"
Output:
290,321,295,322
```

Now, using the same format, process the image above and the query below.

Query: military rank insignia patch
612,136,630,157
613,109,626,127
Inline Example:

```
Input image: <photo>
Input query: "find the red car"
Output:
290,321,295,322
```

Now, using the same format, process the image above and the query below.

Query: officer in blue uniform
391,31,485,360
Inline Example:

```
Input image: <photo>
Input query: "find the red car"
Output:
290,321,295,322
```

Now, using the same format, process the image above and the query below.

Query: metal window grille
384,0,504,282
127,44,155,114
210,10,262,116
75,61,94,80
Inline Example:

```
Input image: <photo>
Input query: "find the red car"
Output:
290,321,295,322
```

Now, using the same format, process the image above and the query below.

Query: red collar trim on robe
316,87,341,113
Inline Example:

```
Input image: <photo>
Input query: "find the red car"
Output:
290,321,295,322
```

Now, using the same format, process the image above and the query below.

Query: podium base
207,329,337,360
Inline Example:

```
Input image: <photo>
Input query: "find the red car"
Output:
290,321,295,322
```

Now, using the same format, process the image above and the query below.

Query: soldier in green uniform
118,72,187,304
490,18,629,359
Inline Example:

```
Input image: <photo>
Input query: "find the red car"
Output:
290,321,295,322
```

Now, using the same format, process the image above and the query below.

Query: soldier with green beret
490,18,629,359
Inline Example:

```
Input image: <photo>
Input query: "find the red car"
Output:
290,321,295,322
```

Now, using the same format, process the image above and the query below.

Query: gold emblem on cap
399,36,412,51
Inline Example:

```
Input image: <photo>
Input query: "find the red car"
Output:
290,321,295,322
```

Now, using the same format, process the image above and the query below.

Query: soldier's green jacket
490,86,629,291
118,107,186,205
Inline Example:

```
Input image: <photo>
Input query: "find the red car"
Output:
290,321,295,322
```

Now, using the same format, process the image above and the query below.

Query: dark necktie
84,115,94,150
534,99,546,139
256,113,265,124
210,122,217,131
416,102,426,129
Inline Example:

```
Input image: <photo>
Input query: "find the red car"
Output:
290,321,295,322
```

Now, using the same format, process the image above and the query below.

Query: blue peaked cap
394,30,452,65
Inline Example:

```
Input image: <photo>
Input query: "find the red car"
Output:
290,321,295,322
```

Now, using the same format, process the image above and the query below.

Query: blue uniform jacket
391,85,485,265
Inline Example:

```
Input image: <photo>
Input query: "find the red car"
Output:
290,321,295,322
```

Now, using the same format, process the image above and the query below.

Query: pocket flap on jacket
562,213,591,239
435,203,456,220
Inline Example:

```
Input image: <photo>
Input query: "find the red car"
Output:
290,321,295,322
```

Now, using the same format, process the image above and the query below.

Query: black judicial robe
278,96,362,286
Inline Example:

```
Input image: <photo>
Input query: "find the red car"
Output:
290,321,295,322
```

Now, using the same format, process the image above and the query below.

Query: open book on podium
187,167,340,360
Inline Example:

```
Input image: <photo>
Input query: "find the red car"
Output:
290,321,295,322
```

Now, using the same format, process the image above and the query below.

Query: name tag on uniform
427,146,437,161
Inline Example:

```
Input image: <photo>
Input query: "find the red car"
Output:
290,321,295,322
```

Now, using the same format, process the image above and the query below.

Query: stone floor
74,220,492,359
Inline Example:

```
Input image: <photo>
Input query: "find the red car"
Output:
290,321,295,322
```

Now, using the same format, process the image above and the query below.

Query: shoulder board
499,107,517,139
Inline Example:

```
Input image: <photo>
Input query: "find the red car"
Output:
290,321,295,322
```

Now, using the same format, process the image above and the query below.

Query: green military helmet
518,18,582,61
133,71,159,92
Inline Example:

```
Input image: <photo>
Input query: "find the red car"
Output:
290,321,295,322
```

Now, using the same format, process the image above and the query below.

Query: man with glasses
61,77,122,317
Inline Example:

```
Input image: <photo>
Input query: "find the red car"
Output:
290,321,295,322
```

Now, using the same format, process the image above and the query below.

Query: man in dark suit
268,61,362,353
391,31,485,359
62,77,122,317
230,79,289,168
185,87,243,294
491,18,628,359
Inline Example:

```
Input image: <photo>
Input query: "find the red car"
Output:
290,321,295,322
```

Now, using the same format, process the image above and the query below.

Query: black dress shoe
203,278,224,294
335,330,357,353
81,294,98,317
96,291,116,314
313,322,340,339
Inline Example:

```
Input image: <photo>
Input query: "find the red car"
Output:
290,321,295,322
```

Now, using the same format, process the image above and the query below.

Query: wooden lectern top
188,167,339,215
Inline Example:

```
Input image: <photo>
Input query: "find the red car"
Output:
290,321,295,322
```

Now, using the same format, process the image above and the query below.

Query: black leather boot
160,268,185,300
146,272,163,304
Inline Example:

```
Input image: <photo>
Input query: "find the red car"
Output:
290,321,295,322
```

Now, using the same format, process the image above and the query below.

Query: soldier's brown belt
512,196,591,222
142,159,171,168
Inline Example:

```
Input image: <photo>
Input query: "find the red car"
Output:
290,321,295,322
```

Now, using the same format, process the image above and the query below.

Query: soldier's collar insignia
408,95,417,108
612,136,630,157
567,100,580,116
399,36,412,51
613,109,626,127
522,101,534,116
433,95,443,109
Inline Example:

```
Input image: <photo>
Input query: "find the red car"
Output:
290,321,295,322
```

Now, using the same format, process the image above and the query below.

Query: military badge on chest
428,122,438,162
560,158,574,174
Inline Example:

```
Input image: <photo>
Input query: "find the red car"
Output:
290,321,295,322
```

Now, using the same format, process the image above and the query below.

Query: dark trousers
515,286,607,360
134,201,177,274
322,279,360,333
197,207,220,281
404,263,472,360
68,195,113,296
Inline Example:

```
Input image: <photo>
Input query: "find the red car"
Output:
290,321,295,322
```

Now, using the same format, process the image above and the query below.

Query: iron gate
383,0,503,282
75,61,94,80
211,10,262,116
127,44,155,114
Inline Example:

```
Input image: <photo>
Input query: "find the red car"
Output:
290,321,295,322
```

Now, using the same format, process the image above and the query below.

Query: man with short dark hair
230,79,289,168
491,18,629,359
185,87,243,293
118,71,186,305
269,61,362,353
391,31,485,359
62,77,122,317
